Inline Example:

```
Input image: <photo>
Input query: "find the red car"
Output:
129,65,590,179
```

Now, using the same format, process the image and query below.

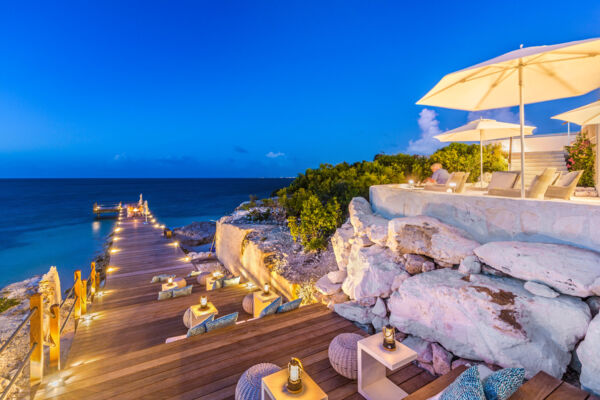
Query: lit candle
200,295,207,308
408,179,414,186
383,324,396,351
263,283,270,295
212,271,220,278
287,357,303,393
168,277,173,284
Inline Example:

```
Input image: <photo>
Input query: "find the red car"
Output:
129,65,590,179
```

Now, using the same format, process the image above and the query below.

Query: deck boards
34,215,435,400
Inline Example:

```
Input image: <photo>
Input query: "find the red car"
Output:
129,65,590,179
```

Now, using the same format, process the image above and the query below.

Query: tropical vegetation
565,133,596,187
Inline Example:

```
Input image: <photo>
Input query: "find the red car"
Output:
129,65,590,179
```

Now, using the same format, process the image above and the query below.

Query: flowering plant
565,134,595,187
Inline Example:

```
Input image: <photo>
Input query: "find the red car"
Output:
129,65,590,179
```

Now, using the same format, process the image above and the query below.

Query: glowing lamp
168,277,173,284
263,283,270,295
408,179,414,187
383,324,396,351
110,248,119,254
184,256,190,262
200,295,208,309
212,271,221,278
449,182,457,193
286,357,304,394
245,282,255,290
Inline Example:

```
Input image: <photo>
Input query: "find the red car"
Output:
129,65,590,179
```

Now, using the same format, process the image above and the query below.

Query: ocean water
0,178,293,288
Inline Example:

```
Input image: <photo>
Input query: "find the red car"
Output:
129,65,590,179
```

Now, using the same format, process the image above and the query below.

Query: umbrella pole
518,63,526,198
480,131,484,188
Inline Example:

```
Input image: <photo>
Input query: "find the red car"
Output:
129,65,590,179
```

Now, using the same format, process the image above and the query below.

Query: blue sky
1,1,600,178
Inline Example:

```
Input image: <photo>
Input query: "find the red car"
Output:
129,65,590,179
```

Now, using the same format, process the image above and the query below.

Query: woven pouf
242,293,254,315
196,271,209,286
235,363,281,400
328,332,362,379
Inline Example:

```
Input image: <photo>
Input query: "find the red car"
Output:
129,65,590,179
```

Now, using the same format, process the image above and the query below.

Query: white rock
315,275,342,296
372,297,387,318
331,221,354,271
387,216,479,265
475,241,600,297
402,335,433,363
458,255,482,275
586,297,600,318
372,316,389,332
349,235,374,247
391,272,411,292
327,270,347,284
422,261,436,273
348,197,389,246
333,301,373,324
524,281,560,298
388,269,591,378
432,343,453,376
578,314,600,395
342,244,406,299
404,254,429,275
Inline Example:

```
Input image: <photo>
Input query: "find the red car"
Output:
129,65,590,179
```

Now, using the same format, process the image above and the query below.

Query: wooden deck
35,215,435,400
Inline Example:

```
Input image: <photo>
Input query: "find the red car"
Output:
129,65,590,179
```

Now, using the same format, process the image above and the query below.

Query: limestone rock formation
586,297,600,318
315,275,342,296
458,255,482,275
327,270,347,284
388,269,591,378
524,281,559,298
333,301,373,324
432,343,453,376
475,241,600,297
173,221,216,246
348,197,389,246
342,244,406,299
578,314,600,396
402,335,433,363
387,216,479,265
331,221,354,271
372,297,387,318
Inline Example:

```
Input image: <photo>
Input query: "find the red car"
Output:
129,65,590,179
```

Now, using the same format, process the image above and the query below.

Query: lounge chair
487,171,520,191
405,365,597,399
545,170,584,200
488,168,557,200
424,172,470,193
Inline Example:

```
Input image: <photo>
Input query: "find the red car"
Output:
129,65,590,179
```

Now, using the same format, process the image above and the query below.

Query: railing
0,261,102,399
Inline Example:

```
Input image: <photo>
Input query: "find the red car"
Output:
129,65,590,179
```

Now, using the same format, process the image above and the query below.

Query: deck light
48,377,64,388
287,357,304,394
449,182,457,193
383,324,396,351
263,283,270,295
408,179,414,187
115,227,122,233
212,271,221,278
110,248,119,254
184,256,190,262
200,295,208,309
168,277,173,284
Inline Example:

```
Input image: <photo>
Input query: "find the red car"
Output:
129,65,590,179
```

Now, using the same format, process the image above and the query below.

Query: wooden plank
509,371,562,400
546,382,592,400
404,366,467,400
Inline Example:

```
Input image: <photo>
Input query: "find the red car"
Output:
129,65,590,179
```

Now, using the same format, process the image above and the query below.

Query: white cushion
556,171,579,187
488,172,518,190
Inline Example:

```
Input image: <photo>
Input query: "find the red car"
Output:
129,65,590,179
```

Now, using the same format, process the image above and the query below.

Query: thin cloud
234,145,248,154
468,107,520,124
406,108,444,155
266,151,285,158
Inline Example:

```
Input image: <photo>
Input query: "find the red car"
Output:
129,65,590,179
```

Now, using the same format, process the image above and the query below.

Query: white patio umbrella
434,118,536,186
552,100,600,126
417,38,600,197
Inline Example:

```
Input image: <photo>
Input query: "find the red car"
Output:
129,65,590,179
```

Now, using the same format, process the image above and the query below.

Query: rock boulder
348,197,389,246
388,269,590,378
387,216,479,265
524,281,559,298
331,221,354,271
474,241,600,297
333,301,373,325
578,314,600,395
315,275,342,296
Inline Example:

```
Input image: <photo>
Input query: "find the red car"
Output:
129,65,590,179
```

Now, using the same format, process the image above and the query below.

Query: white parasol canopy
417,38,600,197
552,100,600,126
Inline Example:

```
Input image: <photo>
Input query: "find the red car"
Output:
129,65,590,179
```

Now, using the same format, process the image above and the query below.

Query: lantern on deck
200,295,208,309
287,357,304,394
383,324,396,351
263,283,270,295
168,277,173,285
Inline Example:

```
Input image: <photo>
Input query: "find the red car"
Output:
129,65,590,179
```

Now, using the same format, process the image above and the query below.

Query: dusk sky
1,1,600,178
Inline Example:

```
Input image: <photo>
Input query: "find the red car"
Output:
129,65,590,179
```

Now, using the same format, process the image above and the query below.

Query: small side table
253,291,279,318
205,275,223,291
261,369,327,400
161,277,186,291
183,302,218,329
357,332,417,400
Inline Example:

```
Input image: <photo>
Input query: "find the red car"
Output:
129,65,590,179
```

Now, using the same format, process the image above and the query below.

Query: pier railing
0,262,102,399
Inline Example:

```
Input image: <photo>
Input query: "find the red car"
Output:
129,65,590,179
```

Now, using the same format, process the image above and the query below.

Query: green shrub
565,134,596,187
430,143,507,182
0,297,20,314
288,195,341,251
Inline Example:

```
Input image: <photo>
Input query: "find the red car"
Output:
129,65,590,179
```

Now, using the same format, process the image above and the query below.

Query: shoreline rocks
173,221,216,246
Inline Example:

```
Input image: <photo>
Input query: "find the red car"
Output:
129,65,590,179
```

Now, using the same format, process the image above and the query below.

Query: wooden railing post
74,270,82,320
30,293,44,385
81,279,88,315
49,304,60,371
95,271,101,293
90,262,96,297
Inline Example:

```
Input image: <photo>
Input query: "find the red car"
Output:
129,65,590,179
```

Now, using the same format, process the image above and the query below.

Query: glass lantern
383,324,396,351
287,357,304,394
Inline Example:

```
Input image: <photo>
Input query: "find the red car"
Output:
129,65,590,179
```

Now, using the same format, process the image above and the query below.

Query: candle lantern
168,277,173,284
449,182,457,193
383,324,396,351
212,271,221,278
200,295,208,309
408,179,414,188
263,283,270,295
287,357,304,394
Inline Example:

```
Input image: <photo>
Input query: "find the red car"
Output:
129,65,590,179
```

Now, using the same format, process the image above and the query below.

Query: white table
183,302,218,329
253,291,279,318
261,369,327,400
357,333,417,400
161,277,186,291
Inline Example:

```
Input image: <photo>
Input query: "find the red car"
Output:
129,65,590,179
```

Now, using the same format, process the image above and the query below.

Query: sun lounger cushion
186,315,215,337
556,170,580,187
172,285,193,298
259,297,282,318
205,312,238,332
483,368,525,400
439,366,486,400
211,279,223,290
187,270,201,277
157,289,173,301
151,274,175,283
276,298,302,314
222,276,241,287
488,172,519,190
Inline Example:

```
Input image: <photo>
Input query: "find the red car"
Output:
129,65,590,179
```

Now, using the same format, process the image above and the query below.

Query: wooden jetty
32,210,437,399
93,202,122,218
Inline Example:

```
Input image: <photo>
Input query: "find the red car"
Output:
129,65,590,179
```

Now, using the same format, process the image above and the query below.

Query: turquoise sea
0,178,292,288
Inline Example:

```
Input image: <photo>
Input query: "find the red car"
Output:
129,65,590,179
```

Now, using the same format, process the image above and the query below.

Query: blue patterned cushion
276,298,302,314
222,276,241,287
157,289,173,301
483,368,525,400
440,366,486,400
259,297,282,318
172,285,193,298
186,315,215,337
205,312,238,332
211,278,223,290
151,274,175,283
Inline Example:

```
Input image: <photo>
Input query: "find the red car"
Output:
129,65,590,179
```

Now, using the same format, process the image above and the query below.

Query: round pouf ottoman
242,293,254,315
235,363,281,400
328,332,362,379
196,271,210,286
